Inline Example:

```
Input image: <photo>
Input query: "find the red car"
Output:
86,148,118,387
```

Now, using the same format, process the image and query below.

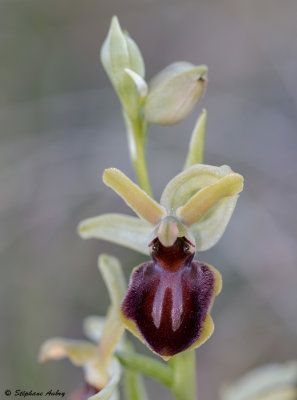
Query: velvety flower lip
121,236,221,359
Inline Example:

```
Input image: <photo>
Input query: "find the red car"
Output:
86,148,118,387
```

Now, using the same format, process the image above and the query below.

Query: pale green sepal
100,16,143,117
176,173,243,226
83,316,106,343
89,358,122,400
184,109,207,168
144,62,207,125
124,32,145,78
103,168,166,225
98,255,126,365
160,164,232,213
221,361,297,400
100,16,129,89
192,195,239,251
78,213,151,255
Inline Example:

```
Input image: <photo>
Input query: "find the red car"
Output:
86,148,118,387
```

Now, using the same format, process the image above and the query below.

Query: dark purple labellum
121,237,216,357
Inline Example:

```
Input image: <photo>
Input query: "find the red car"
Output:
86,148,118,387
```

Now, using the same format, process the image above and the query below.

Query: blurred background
1,0,297,399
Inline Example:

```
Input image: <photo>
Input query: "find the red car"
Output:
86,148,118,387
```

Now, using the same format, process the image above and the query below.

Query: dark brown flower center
122,238,216,357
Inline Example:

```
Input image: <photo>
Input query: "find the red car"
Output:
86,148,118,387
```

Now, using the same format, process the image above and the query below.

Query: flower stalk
115,349,196,400
115,350,174,388
169,350,196,400
123,111,152,195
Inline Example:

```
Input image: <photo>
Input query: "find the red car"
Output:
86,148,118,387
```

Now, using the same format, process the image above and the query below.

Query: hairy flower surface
78,164,243,358
121,238,221,358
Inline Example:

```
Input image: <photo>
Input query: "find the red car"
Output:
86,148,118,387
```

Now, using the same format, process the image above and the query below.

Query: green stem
123,111,152,196
124,368,149,400
122,340,149,400
115,349,174,388
169,350,196,400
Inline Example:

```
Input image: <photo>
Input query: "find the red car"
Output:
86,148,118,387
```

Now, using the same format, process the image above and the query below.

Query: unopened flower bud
100,16,145,116
144,62,207,125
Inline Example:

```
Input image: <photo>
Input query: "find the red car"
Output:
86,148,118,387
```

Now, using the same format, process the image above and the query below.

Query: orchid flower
39,255,126,400
78,164,243,359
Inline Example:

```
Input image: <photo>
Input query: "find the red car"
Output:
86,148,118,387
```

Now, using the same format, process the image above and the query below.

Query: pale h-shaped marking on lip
151,270,184,332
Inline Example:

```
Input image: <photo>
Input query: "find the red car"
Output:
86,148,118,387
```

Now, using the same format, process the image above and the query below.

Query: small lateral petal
160,164,233,213
103,168,166,225
176,173,244,226
78,213,151,255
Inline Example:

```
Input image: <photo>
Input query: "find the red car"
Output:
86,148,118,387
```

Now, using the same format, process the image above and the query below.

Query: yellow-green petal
160,164,233,212
78,213,151,255
176,173,243,226
184,109,207,168
103,168,166,225
160,164,243,251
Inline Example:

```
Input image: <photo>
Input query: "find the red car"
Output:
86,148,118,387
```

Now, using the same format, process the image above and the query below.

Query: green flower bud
144,62,207,125
100,16,145,117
